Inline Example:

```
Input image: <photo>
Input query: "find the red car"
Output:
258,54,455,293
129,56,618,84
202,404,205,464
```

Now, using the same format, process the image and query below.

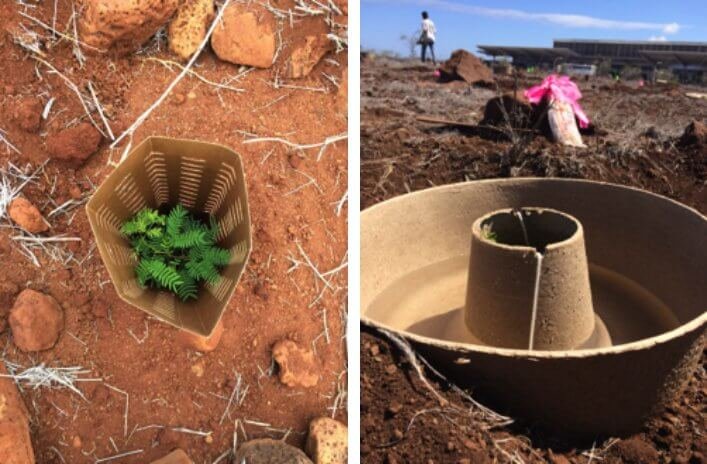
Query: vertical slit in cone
528,251,543,350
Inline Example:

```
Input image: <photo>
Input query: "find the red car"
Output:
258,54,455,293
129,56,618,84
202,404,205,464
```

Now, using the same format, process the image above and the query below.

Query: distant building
478,39,707,84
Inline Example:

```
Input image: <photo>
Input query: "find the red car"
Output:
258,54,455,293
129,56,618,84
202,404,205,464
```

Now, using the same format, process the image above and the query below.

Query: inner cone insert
465,207,610,350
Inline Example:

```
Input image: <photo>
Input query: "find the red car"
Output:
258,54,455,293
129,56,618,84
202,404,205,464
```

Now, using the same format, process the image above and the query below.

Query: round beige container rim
361,177,707,360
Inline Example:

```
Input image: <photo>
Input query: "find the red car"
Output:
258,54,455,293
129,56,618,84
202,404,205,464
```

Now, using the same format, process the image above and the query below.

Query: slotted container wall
87,137,251,337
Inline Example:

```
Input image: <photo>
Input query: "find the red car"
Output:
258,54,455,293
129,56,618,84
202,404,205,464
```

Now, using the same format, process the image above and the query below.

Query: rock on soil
234,439,313,464
439,49,494,85
0,364,35,464
679,120,707,147
150,449,193,463
272,339,320,388
80,0,179,55
11,97,42,133
168,0,214,61
306,417,348,464
286,35,332,78
211,2,276,68
9,289,64,352
46,122,102,162
8,197,49,234
176,317,224,352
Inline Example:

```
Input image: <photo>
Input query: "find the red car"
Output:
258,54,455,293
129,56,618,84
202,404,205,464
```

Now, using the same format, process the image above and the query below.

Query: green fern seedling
121,205,230,301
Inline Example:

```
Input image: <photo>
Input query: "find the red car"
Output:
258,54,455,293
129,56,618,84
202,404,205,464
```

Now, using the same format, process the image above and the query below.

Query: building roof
477,46,580,61
554,38,707,47
639,50,707,65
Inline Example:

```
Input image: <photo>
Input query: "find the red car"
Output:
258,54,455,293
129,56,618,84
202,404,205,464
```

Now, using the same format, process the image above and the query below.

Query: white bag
548,99,585,148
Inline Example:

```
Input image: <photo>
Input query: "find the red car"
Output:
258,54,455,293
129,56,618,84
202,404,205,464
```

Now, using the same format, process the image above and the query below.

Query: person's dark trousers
421,41,436,65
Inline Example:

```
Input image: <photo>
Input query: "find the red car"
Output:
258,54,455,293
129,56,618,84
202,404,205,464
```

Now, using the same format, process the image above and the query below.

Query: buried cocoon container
86,137,251,337
361,178,707,437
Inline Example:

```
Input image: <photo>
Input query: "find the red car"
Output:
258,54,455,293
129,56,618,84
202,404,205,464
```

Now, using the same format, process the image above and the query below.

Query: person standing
419,11,436,65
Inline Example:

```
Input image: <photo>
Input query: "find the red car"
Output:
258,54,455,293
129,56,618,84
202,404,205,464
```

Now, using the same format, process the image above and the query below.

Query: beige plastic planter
87,137,251,337
362,178,706,437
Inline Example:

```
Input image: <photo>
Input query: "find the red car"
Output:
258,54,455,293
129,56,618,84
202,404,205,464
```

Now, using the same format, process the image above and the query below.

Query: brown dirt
439,49,494,86
11,97,43,133
361,56,706,211
46,122,103,162
361,55,706,463
0,1,347,463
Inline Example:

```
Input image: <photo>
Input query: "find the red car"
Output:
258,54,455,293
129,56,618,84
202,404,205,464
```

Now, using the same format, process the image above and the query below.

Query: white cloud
649,35,667,42
662,22,680,34
377,0,682,35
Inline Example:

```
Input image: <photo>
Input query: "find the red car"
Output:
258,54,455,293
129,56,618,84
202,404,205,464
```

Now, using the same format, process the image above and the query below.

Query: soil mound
679,120,707,147
678,120,707,181
481,94,533,128
439,50,493,85
481,94,552,137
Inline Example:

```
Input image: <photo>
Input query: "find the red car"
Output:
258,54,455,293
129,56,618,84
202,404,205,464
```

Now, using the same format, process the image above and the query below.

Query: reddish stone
211,3,276,68
9,289,64,352
286,34,332,79
80,0,179,55
0,364,35,463
46,123,102,162
8,197,49,234
272,339,319,388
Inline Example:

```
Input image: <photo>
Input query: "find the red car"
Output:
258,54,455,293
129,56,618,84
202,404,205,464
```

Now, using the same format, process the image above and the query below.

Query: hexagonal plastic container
86,137,251,337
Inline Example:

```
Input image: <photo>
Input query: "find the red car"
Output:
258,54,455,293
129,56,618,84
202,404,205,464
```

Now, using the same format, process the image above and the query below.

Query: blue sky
362,0,707,59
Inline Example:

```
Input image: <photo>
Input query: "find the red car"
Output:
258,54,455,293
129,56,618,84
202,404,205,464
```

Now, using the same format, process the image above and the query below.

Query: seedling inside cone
121,205,231,301
86,137,251,337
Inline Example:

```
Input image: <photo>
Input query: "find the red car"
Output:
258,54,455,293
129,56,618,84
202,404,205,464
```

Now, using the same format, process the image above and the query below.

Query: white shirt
422,19,436,42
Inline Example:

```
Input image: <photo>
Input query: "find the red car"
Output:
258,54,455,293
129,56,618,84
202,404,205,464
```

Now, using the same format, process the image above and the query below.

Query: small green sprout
481,223,497,242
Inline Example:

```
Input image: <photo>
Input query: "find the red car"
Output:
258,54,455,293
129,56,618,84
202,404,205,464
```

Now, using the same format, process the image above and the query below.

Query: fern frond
176,273,198,300
145,227,164,239
136,259,152,287
206,247,231,266
143,259,183,292
171,229,208,249
166,204,188,238
121,208,164,236
206,216,220,243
